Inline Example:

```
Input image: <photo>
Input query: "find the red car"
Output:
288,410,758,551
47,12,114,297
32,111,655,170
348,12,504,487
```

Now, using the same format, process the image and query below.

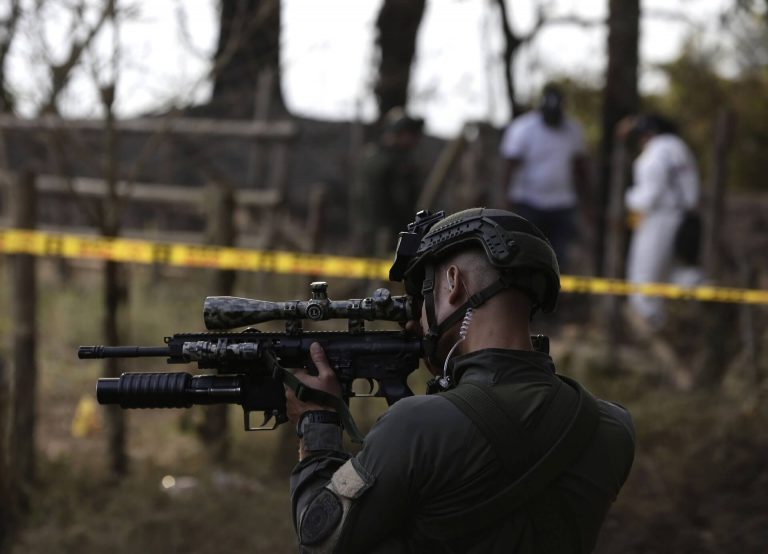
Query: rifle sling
280,365,365,444
421,375,599,538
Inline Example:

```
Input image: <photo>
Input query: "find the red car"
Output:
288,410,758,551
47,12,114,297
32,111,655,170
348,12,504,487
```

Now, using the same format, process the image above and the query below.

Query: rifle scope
204,282,416,330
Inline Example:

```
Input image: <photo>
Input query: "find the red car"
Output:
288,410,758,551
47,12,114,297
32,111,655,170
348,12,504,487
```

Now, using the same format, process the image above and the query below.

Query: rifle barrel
78,345,171,359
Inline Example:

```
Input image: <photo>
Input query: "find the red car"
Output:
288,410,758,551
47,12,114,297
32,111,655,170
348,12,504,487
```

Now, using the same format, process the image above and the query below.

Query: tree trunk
208,0,285,118
0,0,21,113
596,0,640,276
103,261,127,476
374,0,426,117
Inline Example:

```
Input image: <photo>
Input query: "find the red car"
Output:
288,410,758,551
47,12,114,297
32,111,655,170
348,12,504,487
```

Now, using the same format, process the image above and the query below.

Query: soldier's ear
445,266,465,305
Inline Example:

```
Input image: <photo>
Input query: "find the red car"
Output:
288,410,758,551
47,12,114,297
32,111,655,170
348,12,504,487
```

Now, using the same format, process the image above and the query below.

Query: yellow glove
71,395,102,438
626,210,644,230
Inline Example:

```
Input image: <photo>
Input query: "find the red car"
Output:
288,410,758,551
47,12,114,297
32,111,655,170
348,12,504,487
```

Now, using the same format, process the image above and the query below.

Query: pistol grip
378,379,414,406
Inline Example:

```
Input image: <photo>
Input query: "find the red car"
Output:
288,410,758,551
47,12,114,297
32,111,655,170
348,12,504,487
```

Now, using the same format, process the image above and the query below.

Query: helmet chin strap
421,264,521,371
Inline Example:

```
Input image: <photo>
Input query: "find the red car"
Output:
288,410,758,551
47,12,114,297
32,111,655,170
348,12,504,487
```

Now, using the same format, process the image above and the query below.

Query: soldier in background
359,107,425,256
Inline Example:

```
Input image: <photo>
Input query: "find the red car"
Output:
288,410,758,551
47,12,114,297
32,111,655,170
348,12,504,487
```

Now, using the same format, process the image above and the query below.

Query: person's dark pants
511,203,575,272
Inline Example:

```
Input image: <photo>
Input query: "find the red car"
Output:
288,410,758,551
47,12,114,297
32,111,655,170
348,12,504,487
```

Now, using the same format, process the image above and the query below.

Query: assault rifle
79,282,422,442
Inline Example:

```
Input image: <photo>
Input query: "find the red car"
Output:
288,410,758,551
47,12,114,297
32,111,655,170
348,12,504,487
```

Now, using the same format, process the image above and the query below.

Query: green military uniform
291,349,635,552
290,208,635,553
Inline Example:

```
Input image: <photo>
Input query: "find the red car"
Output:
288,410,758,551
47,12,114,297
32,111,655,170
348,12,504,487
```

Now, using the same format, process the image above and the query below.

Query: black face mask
542,107,564,127
540,89,564,127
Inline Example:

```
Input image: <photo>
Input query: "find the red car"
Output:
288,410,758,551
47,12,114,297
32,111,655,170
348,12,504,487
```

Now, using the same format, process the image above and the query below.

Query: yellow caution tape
1,228,767,305
559,276,768,304
0,228,390,280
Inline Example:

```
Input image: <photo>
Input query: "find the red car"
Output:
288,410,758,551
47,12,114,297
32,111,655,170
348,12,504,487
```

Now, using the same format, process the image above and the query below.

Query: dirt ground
3,263,767,553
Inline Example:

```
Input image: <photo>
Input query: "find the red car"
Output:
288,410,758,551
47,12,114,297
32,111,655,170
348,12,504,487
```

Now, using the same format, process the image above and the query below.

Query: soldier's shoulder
387,393,456,415
375,394,469,434
596,399,636,446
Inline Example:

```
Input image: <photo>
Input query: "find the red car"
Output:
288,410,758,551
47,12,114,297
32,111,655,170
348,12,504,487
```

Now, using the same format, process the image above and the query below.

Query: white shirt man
499,111,587,210
498,87,590,272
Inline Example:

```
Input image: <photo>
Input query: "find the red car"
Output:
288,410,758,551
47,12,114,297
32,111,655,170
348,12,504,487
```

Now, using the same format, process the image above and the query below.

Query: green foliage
546,38,768,193
555,77,604,149
650,40,768,192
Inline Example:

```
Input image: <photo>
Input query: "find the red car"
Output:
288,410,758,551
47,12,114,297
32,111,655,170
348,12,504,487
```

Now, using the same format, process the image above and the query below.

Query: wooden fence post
417,127,467,211
601,140,628,366
101,84,128,477
10,170,38,504
271,183,328,477
103,260,128,476
348,117,366,254
0,355,11,552
696,110,734,388
306,183,329,248
701,110,733,278
738,262,761,385
196,182,236,463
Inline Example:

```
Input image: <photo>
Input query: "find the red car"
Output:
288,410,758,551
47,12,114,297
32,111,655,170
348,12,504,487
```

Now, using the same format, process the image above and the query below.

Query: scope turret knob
310,281,328,300
373,288,391,306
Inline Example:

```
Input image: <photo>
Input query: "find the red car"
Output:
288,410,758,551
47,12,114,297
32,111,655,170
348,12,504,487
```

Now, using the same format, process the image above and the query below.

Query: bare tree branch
0,0,22,111
493,0,604,114
40,0,116,114
643,8,693,24
493,0,521,115
173,0,212,62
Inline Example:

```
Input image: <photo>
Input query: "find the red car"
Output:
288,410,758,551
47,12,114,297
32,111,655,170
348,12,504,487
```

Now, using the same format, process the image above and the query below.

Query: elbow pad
298,459,374,551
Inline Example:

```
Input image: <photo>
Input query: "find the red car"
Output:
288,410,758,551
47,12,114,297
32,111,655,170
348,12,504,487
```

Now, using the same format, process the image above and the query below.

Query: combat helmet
389,208,560,367
390,207,560,311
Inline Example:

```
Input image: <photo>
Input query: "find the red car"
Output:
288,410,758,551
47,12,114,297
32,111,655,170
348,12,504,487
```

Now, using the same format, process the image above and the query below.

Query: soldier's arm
289,408,414,552
286,343,413,551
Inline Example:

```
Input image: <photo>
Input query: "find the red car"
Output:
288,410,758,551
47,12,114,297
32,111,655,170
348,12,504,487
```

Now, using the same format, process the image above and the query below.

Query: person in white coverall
623,114,701,330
